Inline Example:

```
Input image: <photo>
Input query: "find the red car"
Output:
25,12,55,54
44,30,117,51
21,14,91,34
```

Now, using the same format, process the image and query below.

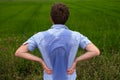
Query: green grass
0,0,120,80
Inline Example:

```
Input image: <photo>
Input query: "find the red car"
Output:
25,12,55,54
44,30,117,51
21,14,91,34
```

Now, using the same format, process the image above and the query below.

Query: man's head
50,3,70,24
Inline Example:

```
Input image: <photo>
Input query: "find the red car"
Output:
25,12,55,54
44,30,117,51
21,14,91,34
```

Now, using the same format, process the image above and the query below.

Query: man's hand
42,62,53,74
67,61,77,74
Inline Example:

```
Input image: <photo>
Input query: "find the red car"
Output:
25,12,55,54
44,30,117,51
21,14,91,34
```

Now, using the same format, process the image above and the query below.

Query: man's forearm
75,43,100,63
75,51,99,63
15,52,44,64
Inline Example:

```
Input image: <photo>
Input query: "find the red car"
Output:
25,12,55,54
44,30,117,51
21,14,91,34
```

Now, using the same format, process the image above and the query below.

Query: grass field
0,0,120,80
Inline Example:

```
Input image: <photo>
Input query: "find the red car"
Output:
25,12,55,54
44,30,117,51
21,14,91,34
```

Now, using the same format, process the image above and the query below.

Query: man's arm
67,43,100,74
15,44,52,74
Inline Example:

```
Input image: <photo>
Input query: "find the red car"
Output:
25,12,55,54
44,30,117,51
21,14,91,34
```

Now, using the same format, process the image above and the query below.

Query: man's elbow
95,49,100,56
15,50,21,57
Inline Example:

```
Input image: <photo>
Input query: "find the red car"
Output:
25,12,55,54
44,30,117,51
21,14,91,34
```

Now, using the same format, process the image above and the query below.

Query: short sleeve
79,34,92,49
23,35,37,51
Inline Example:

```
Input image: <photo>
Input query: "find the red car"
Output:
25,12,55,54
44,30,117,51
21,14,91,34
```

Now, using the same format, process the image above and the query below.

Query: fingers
67,62,76,74
42,62,77,75
43,65,53,74
44,67,53,74
67,68,75,74
44,66,75,74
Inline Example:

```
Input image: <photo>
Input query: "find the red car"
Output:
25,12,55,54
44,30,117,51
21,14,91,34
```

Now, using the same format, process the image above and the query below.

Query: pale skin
15,43,100,75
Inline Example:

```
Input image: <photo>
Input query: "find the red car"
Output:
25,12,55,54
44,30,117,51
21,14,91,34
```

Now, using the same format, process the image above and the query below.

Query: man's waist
43,70,76,80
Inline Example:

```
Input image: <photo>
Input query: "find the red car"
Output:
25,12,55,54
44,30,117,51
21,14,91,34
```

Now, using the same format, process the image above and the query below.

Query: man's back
37,24,79,80
45,30,71,80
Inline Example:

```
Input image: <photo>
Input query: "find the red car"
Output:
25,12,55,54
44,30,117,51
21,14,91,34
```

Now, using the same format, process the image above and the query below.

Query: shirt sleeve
79,34,92,49
23,35,37,51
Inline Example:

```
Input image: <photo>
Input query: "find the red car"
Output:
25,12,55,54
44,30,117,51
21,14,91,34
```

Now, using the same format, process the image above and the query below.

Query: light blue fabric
24,24,91,80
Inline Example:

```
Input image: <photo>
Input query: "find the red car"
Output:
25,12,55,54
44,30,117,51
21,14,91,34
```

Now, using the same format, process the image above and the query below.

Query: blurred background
0,0,120,80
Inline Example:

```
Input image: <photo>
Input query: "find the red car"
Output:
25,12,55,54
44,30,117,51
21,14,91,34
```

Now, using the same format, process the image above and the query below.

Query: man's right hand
42,62,53,74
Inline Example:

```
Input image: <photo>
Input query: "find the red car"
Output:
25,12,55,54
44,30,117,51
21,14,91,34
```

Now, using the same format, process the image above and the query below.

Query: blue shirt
24,24,91,80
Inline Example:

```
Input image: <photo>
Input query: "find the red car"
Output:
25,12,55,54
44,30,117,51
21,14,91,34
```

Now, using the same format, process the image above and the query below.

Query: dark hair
50,3,70,24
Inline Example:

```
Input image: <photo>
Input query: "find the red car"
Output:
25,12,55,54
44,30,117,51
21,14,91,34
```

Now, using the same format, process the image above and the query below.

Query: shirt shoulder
70,30,92,49
32,31,48,39
70,30,82,38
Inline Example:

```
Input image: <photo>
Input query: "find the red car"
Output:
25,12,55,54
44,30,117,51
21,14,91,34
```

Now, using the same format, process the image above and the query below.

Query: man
15,3,100,80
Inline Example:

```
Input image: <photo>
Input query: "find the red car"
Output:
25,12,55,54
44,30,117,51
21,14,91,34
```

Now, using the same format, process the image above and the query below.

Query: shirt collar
51,24,69,29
